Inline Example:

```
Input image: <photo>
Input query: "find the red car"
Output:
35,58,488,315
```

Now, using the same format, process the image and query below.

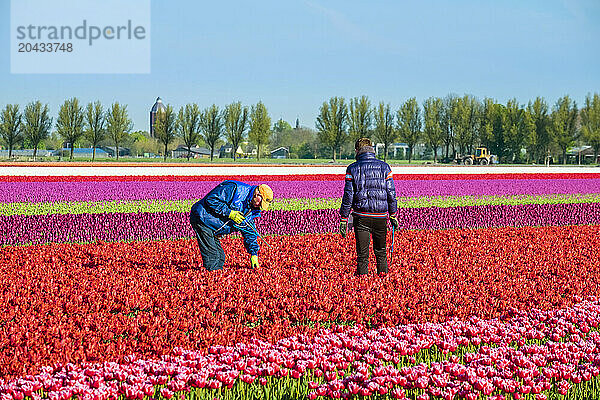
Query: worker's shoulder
371,158,391,171
209,180,240,196
348,158,389,171
220,179,249,189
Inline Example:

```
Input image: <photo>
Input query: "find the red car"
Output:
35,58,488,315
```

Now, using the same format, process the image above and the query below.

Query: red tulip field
2,172,600,400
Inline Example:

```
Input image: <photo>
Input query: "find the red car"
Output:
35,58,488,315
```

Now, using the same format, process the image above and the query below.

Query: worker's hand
228,210,245,224
389,215,399,230
339,221,347,238
250,255,260,269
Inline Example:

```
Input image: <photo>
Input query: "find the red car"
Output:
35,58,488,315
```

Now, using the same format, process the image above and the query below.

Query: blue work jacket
191,180,261,255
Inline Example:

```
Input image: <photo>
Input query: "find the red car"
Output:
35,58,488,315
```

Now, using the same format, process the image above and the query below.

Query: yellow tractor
456,147,495,165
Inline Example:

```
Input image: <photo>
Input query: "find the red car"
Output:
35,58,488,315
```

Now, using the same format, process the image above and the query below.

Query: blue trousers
190,214,225,271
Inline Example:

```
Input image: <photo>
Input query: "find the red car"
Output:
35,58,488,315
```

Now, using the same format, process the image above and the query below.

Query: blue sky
1,0,599,132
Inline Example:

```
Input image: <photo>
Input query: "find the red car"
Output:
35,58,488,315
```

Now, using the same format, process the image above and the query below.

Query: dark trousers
353,215,388,275
190,214,225,271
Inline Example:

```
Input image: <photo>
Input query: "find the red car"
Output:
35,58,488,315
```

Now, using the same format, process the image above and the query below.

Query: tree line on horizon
0,99,272,162
0,93,599,164
152,101,272,162
317,93,600,164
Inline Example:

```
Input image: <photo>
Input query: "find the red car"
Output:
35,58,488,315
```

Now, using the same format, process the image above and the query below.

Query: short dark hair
355,137,372,150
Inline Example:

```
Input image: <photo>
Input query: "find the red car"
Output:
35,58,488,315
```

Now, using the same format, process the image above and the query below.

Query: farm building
270,147,290,159
172,145,219,159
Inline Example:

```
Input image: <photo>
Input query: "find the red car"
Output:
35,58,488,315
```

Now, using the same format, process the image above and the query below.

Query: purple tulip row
1,181,322,203
3,202,600,246
4,178,600,203
395,202,600,230
0,210,336,246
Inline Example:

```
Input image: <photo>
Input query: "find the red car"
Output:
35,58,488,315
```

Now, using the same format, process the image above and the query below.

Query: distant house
61,147,110,158
566,146,599,164
375,143,407,158
0,149,58,157
172,145,219,159
375,142,427,158
100,146,131,157
218,144,231,157
219,144,253,158
270,147,290,159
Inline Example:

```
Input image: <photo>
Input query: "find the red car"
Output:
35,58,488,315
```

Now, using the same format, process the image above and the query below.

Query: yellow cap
258,184,274,211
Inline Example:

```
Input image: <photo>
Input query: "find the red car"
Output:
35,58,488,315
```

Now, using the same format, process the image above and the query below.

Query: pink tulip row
1,298,599,400
4,178,600,203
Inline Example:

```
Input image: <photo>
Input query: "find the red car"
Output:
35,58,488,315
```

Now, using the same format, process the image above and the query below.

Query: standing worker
190,180,273,271
339,138,399,275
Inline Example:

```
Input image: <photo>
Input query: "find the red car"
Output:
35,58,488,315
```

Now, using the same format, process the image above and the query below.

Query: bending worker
190,180,273,271
339,138,399,275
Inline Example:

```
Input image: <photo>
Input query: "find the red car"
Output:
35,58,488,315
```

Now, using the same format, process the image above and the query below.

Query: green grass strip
0,199,197,216
3,193,600,216
275,194,600,210
0,198,343,216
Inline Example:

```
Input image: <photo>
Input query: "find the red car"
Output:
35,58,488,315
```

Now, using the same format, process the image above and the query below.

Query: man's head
355,137,372,151
252,184,274,211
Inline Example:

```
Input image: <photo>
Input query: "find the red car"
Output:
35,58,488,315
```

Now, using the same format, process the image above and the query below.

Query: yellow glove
228,210,245,224
251,255,260,269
